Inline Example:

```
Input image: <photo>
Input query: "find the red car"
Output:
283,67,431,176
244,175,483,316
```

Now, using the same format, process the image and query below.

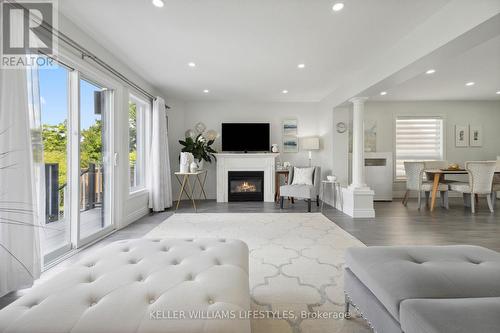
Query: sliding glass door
37,64,114,265
77,78,113,243
39,65,72,262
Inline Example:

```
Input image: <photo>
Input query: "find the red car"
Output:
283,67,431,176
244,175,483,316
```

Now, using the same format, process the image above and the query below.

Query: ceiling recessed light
332,3,344,11
465,81,475,86
425,69,436,74
188,62,196,68
380,91,387,96
152,0,164,8
297,63,305,69
282,90,289,94
496,91,500,95
203,89,210,94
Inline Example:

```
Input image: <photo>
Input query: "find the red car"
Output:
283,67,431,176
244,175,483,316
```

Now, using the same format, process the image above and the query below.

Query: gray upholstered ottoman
400,297,500,333
344,245,500,333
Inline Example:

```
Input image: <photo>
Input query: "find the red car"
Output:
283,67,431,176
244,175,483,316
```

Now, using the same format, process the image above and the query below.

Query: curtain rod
7,0,170,109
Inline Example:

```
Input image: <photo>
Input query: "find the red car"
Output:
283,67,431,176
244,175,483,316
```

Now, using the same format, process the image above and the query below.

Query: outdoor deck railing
45,163,103,223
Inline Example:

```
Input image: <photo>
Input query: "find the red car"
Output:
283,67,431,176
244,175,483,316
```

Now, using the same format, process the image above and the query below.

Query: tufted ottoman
344,245,500,333
0,238,251,333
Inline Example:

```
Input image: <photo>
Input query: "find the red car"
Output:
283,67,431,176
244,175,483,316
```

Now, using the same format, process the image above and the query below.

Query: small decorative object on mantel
179,122,218,170
271,144,279,153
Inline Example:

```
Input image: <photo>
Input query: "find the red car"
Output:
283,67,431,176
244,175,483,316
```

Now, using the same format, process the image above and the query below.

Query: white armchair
280,166,321,212
403,161,449,209
449,161,496,213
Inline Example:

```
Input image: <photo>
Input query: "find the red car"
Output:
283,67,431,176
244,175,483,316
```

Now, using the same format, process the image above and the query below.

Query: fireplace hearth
228,171,264,202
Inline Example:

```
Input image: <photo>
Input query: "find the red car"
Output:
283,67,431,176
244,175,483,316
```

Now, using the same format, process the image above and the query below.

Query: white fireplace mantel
215,153,279,202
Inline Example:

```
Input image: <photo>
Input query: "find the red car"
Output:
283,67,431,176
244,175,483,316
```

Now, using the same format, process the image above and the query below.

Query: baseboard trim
122,207,150,228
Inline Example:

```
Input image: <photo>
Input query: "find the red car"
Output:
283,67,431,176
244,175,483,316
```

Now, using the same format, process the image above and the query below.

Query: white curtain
148,97,172,211
0,67,42,297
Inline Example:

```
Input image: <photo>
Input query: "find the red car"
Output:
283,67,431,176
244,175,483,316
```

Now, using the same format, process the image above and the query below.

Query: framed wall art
455,125,468,147
469,125,483,147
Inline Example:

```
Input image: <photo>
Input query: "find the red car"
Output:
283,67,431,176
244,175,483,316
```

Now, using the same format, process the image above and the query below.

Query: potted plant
179,125,218,170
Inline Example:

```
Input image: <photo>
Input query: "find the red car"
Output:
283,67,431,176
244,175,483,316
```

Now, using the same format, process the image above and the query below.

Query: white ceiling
59,0,451,102
372,34,500,101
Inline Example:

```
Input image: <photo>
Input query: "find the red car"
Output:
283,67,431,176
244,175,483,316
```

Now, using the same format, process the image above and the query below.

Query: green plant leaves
178,134,217,163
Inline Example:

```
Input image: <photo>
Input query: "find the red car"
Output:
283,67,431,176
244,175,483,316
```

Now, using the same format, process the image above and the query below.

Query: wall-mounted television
221,123,270,152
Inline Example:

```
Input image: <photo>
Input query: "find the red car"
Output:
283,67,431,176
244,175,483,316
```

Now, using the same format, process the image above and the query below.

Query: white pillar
340,97,375,218
350,97,368,189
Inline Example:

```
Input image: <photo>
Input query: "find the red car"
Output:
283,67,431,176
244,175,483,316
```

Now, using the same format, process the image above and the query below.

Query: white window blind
395,116,443,179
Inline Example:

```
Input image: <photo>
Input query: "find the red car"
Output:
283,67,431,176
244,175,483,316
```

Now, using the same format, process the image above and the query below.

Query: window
128,95,148,191
395,116,444,179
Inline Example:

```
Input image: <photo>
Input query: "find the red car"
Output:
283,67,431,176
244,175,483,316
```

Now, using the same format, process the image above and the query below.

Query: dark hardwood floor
1,197,499,310
328,198,500,252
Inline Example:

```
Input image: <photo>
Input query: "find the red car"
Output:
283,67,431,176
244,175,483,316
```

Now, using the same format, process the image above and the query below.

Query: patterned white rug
145,213,370,333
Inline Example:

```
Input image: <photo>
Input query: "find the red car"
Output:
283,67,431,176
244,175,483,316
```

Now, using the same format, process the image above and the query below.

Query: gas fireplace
227,171,264,202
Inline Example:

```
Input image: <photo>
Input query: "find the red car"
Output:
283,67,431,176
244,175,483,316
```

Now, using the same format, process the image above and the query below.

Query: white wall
176,101,321,199
329,101,500,198
366,101,500,196
364,101,500,163
166,99,186,200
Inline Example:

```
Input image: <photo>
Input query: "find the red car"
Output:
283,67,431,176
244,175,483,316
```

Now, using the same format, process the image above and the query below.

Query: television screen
221,123,270,152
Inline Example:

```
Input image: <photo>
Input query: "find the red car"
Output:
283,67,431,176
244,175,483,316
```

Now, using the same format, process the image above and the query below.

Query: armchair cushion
449,182,472,193
280,184,317,199
291,167,315,185
421,182,449,192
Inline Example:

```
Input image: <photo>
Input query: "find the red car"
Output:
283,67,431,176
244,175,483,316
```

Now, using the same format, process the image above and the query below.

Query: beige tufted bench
0,238,251,333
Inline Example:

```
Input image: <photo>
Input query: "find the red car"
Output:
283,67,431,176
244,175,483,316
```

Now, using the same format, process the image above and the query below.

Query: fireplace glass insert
228,171,264,202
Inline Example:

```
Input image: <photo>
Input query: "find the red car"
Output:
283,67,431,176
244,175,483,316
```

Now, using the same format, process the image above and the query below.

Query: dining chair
449,161,496,213
403,161,449,209
491,160,500,208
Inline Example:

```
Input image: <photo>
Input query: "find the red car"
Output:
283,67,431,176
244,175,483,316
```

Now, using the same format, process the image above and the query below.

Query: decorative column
350,97,368,189
340,97,375,218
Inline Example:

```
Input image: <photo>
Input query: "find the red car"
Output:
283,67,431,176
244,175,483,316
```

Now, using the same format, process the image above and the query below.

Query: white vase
197,160,205,170
180,152,191,173
190,162,198,173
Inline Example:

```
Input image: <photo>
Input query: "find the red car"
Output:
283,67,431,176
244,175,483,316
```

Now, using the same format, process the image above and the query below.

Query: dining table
424,168,500,211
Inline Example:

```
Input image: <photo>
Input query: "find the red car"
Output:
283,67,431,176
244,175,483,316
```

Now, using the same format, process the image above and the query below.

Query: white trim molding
342,187,375,218
215,153,279,203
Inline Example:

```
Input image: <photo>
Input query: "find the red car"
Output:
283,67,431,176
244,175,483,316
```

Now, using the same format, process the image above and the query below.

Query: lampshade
301,137,320,150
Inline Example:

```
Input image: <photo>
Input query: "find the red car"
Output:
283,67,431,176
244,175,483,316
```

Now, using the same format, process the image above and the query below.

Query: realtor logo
1,0,58,68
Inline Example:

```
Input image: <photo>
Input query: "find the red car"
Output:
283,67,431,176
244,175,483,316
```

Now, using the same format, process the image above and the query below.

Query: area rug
145,213,370,333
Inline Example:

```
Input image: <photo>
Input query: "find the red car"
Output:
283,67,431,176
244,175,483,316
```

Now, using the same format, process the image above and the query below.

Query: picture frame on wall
283,119,298,136
469,125,483,147
282,136,298,153
455,125,468,147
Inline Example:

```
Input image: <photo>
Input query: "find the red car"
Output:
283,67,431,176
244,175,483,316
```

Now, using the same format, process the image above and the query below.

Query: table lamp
301,137,320,167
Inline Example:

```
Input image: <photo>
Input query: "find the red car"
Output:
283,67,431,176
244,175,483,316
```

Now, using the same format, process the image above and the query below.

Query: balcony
42,163,104,254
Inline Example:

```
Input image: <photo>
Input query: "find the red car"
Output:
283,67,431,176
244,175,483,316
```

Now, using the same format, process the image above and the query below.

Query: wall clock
336,122,347,133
